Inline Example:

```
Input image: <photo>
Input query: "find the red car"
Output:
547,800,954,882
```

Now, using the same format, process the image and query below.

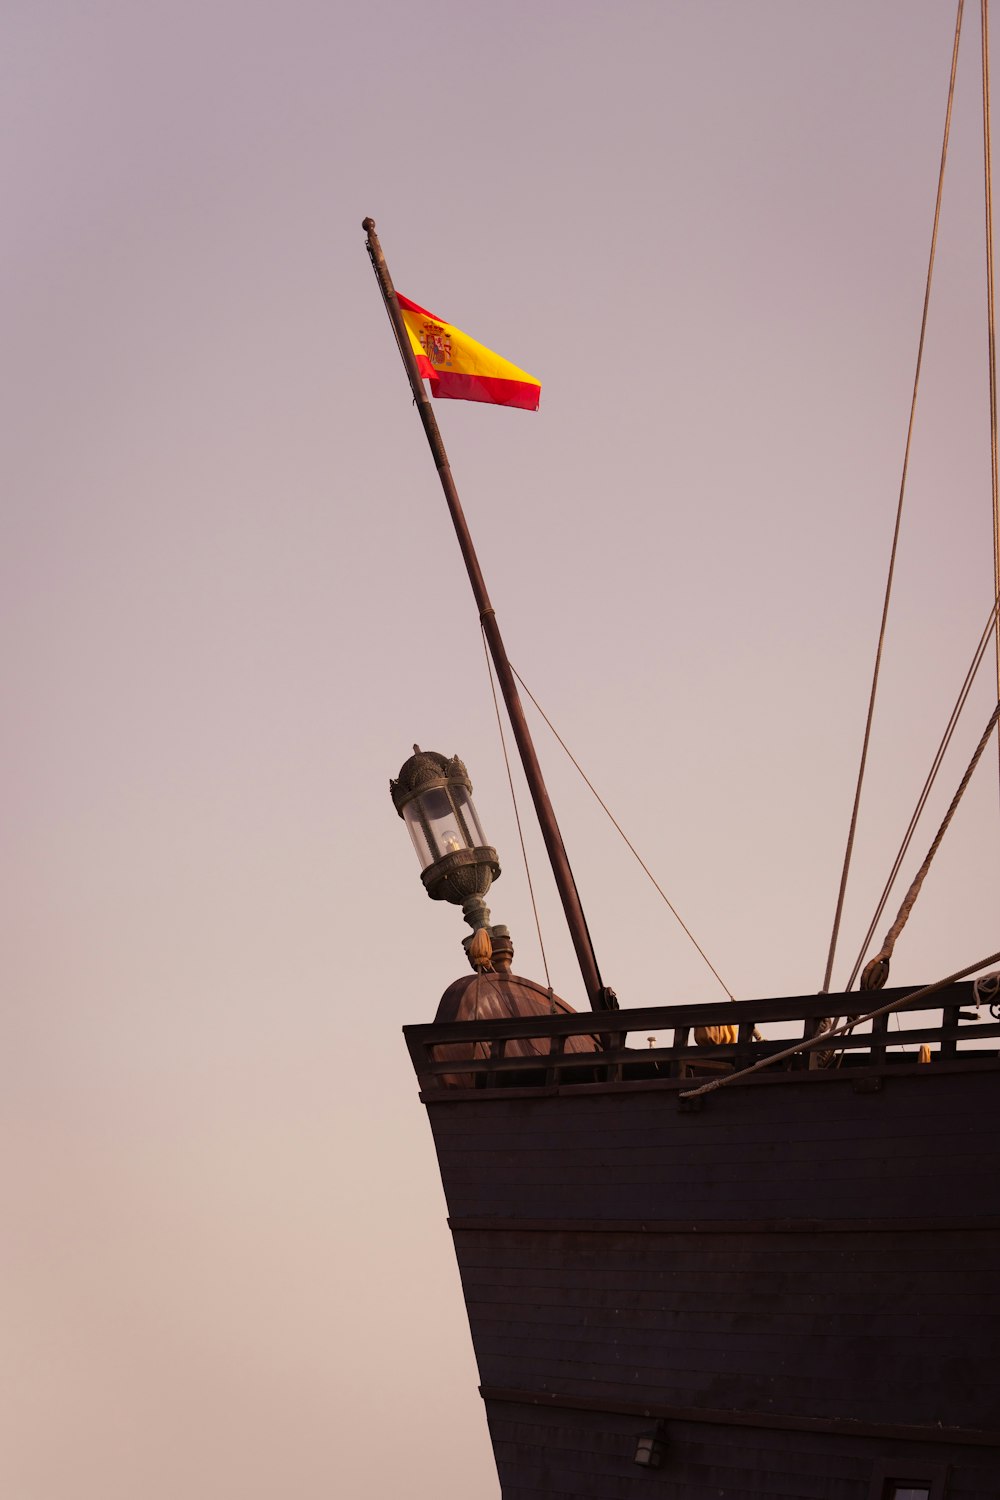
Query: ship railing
403,980,1000,1093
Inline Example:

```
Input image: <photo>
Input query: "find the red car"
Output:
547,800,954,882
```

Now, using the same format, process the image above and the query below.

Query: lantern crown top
390,745,473,816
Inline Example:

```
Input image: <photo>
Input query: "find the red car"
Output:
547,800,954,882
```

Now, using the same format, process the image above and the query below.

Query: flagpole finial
363,216,375,232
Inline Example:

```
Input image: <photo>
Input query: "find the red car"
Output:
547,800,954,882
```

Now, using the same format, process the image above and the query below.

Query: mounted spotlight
633,1424,667,1468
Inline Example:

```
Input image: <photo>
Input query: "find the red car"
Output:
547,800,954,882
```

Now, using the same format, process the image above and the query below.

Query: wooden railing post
940,1003,960,1060
671,1026,690,1079
870,1011,889,1066
736,1022,755,1070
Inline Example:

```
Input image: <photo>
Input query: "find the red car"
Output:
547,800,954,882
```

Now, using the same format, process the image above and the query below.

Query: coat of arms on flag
396,293,540,410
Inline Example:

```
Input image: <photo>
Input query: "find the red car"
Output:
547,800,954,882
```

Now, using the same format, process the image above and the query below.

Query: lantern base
419,845,500,906
461,892,492,931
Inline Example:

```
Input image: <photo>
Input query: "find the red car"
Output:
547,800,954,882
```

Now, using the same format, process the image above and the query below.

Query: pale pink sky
3,3,998,1496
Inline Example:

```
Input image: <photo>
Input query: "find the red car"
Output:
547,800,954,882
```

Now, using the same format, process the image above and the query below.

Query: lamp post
391,747,503,962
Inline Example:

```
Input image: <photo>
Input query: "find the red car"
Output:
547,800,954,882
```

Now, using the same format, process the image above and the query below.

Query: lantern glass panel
403,786,473,870
402,802,435,869
453,785,487,846
421,787,467,859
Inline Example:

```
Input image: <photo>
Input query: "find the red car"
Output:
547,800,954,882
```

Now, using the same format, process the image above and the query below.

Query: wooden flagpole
363,217,615,1013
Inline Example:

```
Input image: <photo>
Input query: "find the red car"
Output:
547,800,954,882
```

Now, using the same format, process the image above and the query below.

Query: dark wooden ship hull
405,981,1000,1498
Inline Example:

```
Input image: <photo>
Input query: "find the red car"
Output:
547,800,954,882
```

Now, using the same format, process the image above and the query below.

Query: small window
869,1462,948,1500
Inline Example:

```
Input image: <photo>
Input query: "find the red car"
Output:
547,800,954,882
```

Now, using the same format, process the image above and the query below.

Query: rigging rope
821,0,966,994
844,588,1000,991
858,699,1000,990
509,664,736,1002
481,626,552,991
981,0,1000,794
679,946,1000,1100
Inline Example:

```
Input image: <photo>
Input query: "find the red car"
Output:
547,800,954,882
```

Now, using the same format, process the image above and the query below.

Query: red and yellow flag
397,294,541,411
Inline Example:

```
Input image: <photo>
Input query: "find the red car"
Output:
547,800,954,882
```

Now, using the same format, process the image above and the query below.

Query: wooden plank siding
483,1401,992,1500
459,1226,997,1427
410,1023,1000,1498
427,1071,1000,1223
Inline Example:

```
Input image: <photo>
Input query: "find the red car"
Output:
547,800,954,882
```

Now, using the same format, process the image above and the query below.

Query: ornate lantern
390,747,501,938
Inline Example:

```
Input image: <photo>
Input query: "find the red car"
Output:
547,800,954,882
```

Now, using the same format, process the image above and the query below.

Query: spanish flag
397,294,541,411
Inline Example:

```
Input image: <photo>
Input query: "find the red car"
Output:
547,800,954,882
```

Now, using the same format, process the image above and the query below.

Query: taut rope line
481,626,552,991
982,0,1000,794
844,588,1000,992
509,664,735,1002
821,0,966,994
679,947,1000,1100
858,700,1000,991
